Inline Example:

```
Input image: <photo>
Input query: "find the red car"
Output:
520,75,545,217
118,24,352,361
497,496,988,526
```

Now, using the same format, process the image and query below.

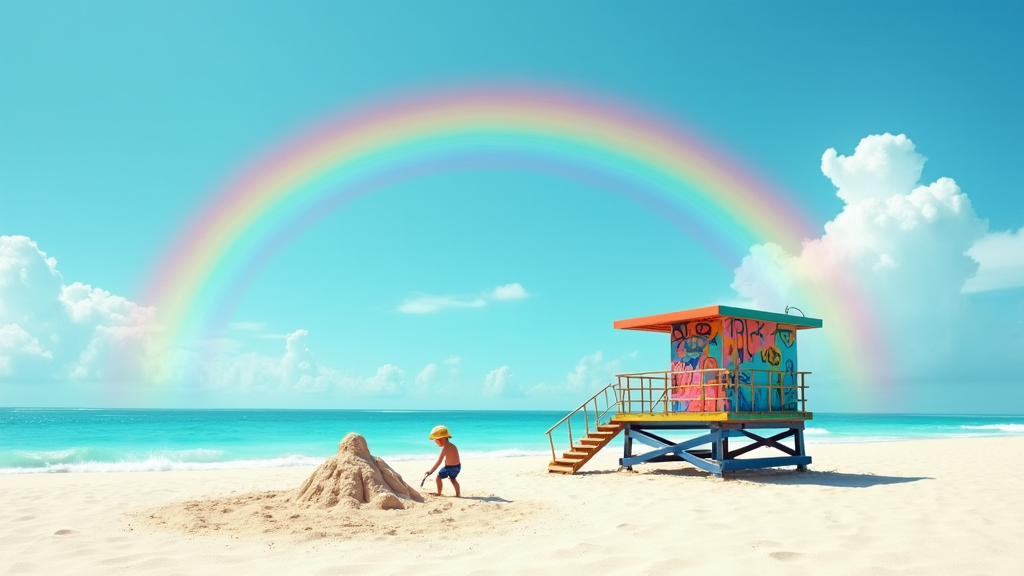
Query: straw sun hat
428,425,452,440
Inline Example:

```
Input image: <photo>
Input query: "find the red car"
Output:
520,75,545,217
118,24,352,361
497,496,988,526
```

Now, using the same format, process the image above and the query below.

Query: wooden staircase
547,422,623,474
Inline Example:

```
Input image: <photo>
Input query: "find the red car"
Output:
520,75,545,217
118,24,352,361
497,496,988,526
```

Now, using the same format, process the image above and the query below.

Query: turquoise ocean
1,408,1022,474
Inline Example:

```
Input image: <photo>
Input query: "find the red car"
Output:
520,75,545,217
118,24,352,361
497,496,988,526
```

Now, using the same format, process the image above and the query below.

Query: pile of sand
143,433,522,540
292,433,423,510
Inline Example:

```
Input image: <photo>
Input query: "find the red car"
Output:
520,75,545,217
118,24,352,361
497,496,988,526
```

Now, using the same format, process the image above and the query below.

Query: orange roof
613,305,823,333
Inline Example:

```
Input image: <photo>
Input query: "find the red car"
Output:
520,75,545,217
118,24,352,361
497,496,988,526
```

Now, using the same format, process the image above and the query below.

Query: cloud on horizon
482,365,513,396
0,235,155,383
176,328,409,397
0,236,407,399
525,351,626,397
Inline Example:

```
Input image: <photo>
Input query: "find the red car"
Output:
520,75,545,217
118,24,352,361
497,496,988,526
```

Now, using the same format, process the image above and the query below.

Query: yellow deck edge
612,411,813,422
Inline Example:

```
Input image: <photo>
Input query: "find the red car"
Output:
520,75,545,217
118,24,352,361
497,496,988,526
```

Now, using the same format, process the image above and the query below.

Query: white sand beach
3,436,1022,575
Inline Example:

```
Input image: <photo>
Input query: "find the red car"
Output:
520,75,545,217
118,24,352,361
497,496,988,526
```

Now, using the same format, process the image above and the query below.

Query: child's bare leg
434,475,443,496
450,477,460,497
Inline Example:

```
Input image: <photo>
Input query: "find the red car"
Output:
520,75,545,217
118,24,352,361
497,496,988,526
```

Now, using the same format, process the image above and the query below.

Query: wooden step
552,458,584,466
548,417,624,474
548,463,576,474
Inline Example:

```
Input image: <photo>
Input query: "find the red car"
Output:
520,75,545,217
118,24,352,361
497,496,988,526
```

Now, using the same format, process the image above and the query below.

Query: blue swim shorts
438,463,461,479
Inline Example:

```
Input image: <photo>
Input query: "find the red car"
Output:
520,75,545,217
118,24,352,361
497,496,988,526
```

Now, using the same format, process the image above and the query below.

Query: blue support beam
721,456,811,471
621,430,723,475
618,421,811,478
623,431,712,461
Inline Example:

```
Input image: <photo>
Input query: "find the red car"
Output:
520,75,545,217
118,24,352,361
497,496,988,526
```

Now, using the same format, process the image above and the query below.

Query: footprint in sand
769,551,804,561
54,529,75,536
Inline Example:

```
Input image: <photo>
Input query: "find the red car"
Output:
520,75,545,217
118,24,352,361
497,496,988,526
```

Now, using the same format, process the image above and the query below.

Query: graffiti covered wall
722,317,799,411
671,317,800,412
670,319,725,411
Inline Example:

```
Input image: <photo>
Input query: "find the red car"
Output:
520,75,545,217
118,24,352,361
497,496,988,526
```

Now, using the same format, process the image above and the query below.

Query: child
426,425,461,497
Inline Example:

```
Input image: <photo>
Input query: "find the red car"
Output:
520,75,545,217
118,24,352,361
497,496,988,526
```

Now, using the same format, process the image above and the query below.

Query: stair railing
545,382,619,462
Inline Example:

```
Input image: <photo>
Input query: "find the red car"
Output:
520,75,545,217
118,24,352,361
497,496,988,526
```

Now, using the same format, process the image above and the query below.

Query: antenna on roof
784,305,805,317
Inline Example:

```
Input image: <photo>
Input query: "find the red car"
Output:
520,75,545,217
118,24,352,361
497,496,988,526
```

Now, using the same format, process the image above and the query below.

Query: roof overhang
613,305,823,333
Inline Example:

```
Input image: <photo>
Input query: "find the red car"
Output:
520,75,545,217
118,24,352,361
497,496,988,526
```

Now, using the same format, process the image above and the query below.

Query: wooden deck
612,411,812,423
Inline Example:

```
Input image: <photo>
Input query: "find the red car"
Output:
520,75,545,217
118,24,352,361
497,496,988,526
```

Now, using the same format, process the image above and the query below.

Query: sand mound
140,437,533,541
291,433,423,510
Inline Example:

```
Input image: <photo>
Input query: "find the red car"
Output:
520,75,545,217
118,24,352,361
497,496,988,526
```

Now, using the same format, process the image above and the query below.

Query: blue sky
1,1,1022,412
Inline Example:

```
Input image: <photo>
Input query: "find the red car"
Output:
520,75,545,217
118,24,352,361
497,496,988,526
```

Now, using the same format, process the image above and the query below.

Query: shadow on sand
457,495,514,503
660,467,931,487
574,466,931,488
734,469,931,487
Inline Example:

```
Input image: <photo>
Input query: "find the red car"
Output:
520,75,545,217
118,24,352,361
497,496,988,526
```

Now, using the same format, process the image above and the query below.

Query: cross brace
619,422,810,477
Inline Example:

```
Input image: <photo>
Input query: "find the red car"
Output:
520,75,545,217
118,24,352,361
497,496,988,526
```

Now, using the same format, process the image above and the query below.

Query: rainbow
140,86,887,401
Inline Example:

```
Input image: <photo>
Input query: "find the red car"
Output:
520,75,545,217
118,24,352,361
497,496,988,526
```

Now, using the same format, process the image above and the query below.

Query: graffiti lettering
776,327,795,348
746,320,766,357
726,318,746,363
760,346,782,367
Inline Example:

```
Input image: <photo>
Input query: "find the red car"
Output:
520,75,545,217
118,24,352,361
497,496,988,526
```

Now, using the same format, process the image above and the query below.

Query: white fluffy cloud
0,323,53,376
281,329,329,391
482,365,513,396
410,356,467,396
731,134,1023,399
207,329,411,396
489,283,528,301
963,226,1024,293
415,363,438,386
198,329,405,396
0,236,410,399
363,364,405,395
398,283,530,314
525,351,625,397
0,236,155,382
820,133,925,204
564,351,620,392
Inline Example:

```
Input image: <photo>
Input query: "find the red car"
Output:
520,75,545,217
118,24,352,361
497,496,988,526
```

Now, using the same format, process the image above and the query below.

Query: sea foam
959,424,1024,433
0,448,553,474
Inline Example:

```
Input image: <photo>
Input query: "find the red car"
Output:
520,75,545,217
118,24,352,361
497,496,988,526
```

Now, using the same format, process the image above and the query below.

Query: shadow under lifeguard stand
546,305,822,478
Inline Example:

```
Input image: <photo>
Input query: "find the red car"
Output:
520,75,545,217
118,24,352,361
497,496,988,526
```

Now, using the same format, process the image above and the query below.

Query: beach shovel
420,472,431,487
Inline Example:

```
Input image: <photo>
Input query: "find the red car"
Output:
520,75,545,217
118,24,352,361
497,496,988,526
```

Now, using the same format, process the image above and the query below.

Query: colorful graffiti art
670,320,726,411
671,318,800,412
722,319,799,411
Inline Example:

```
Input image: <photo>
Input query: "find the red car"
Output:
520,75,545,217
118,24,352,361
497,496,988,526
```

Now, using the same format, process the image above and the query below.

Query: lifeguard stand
545,305,822,477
